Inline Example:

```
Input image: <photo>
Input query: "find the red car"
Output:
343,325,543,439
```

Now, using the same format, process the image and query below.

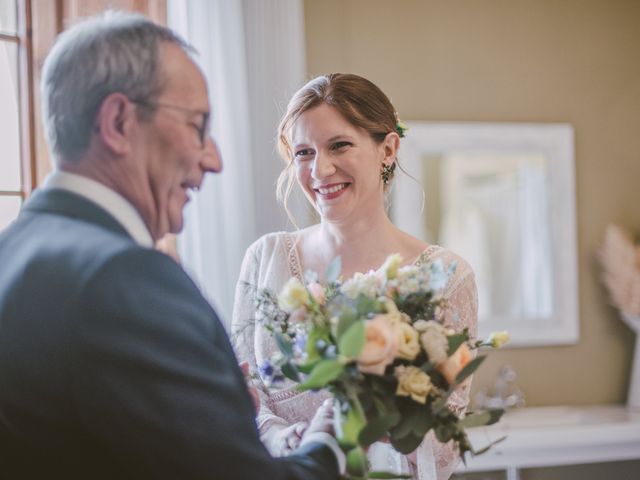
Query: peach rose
437,343,472,385
357,314,399,375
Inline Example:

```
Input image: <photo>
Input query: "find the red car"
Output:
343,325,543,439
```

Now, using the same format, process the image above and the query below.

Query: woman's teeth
317,184,347,195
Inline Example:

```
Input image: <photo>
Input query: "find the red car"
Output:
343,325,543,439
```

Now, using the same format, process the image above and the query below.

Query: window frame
0,0,34,207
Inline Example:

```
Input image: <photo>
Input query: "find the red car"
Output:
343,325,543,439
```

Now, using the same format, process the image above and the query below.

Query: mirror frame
392,122,579,347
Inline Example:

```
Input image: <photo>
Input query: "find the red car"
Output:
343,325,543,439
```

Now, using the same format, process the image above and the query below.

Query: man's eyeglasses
131,99,210,148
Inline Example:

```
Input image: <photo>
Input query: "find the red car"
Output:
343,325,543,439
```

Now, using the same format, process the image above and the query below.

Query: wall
304,0,640,408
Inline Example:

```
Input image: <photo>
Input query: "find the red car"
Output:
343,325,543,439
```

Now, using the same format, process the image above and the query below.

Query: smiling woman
232,73,479,479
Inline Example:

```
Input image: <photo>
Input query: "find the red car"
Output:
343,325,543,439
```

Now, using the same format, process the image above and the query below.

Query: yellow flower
395,322,420,361
357,314,399,375
278,278,310,313
380,253,403,280
488,331,510,348
395,365,432,404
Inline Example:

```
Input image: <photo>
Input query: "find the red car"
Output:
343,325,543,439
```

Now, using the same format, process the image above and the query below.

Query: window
0,0,32,231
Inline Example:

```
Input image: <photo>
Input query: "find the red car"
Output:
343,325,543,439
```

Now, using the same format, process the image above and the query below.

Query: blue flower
259,360,274,380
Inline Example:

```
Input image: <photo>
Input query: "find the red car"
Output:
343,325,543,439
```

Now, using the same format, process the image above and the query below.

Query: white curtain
168,0,307,327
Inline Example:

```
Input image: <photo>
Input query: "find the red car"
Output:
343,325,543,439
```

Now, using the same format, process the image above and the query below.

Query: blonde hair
276,73,401,224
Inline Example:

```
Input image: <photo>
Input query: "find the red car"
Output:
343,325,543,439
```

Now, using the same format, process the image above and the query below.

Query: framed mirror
392,122,579,347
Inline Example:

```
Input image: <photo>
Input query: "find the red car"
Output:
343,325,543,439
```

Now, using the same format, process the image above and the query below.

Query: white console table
455,405,640,480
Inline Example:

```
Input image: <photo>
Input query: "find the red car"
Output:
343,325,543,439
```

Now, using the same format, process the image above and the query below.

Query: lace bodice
231,232,478,480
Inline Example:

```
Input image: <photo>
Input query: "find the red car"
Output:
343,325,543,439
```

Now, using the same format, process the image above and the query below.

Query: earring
381,162,396,185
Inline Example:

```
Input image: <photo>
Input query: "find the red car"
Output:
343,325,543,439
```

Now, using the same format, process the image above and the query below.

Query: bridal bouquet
255,254,508,479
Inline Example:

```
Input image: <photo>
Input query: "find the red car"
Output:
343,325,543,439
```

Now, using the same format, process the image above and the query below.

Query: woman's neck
300,209,421,279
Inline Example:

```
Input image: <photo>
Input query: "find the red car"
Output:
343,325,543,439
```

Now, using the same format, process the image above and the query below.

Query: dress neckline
282,232,440,282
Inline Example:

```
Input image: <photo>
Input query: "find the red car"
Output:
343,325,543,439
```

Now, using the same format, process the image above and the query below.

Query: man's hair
41,11,191,163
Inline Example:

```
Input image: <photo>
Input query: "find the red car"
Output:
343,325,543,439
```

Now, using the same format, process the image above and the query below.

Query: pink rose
307,282,326,305
357,314,399,375
437,344,472,385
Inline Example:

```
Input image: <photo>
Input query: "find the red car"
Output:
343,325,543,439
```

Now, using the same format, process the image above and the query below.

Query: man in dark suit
0,11,344,479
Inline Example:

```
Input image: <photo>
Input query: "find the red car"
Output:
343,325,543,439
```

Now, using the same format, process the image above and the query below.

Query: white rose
419,321,449,364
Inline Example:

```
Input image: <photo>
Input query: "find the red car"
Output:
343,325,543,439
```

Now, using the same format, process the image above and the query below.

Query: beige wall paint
304,0,640,407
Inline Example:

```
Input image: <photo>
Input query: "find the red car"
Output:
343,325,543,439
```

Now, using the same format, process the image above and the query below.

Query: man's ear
383,131,400,165
94,92,137,156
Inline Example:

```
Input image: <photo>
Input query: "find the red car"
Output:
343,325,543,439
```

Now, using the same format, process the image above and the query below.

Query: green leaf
455,355,486,384
410,409,435,438
346,447,367,476
299,359,344,390
280,362,300,382
434,423,457,443
459,411,491,428
296,359,320,374
341,403,367,446
305,327,327,363
275,331,293,358
357,412,400,447
447,333,468,356
390,432,423,454
368,471,412,479
326,256,342,283
356,295,382,316
472,435,507,455
335,310,359,340
338,320,366,359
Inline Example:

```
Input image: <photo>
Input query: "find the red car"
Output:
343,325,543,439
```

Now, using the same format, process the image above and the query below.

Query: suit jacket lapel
22,188,133,241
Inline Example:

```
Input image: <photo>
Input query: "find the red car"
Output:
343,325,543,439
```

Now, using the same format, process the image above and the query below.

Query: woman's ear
93,92,137,156
383,131,400,165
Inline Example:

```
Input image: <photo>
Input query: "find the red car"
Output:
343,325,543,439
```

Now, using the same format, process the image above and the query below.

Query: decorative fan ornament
599,224,640,316
599,224,640,410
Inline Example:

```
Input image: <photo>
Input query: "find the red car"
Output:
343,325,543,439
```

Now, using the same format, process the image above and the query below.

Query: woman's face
290,103,394,224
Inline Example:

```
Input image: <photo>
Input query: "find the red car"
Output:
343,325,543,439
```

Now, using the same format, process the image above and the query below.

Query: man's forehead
158,43,209,106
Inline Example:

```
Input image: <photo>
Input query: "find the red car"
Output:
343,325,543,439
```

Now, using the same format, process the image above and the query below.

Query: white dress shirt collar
43,170,154,248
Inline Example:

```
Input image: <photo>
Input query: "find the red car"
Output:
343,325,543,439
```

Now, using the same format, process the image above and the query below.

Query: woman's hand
274,421,309,455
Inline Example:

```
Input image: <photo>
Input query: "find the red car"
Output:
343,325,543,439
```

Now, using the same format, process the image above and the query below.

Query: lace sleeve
231,241,289,453
418,257,479,480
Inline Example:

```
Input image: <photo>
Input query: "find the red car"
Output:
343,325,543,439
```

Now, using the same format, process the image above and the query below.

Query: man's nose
311,151,335,180
201,137,222,173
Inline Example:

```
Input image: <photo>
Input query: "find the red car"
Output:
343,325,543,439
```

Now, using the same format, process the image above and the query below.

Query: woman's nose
311,152,335,180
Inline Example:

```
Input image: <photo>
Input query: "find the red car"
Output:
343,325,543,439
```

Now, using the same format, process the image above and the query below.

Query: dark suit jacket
0,189,339,479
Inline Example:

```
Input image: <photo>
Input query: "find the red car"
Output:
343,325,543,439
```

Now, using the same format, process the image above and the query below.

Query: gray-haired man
0,11,343,479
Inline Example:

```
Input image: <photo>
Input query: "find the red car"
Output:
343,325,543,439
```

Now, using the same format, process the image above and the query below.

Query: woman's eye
331,141,351,151
295,149,314,158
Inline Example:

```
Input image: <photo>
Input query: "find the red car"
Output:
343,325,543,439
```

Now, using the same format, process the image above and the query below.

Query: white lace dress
231,232,478,480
